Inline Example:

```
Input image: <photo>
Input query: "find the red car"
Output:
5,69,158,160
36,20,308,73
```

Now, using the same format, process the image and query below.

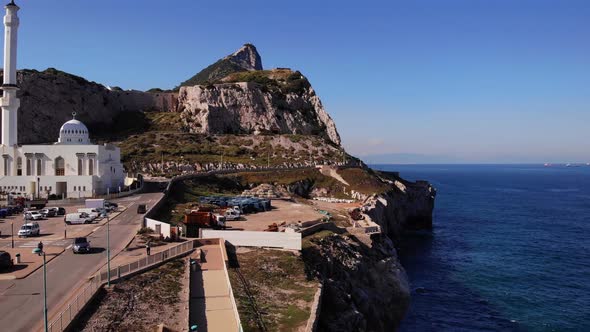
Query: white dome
57,118,91,145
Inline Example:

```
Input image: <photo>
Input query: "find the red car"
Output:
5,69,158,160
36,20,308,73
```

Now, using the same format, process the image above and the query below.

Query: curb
13,248,65,280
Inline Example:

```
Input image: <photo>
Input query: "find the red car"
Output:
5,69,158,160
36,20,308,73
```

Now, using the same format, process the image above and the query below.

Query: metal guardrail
46,240,195,332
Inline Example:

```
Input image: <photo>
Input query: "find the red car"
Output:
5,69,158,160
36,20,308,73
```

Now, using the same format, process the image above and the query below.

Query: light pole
32,246,48,332
37,177,40,200
11,222,14,248
107,215,111,287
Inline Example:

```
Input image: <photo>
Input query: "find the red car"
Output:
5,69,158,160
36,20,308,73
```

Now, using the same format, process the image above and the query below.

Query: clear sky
5,0,590,163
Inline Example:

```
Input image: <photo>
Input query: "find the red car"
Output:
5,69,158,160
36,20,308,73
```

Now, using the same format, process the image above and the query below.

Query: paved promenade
189,240,239,332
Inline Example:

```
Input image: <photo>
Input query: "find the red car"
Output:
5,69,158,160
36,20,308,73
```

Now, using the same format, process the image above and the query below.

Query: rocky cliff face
304,234,411,332
0,68,176,144
224,44,263,71
363,177,437,239
177,75,342,145
302,173,436,331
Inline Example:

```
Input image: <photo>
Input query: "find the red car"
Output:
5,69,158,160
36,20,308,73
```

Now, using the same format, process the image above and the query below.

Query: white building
0,1,125,198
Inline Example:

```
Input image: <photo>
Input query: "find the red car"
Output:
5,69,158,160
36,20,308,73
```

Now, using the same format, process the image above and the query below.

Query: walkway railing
46,240,196,332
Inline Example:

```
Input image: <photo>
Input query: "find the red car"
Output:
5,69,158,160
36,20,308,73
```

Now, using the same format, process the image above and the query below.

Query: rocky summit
179,43,263,87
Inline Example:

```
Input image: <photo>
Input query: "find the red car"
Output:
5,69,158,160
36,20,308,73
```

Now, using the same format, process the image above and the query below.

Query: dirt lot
228,248,319,332
226,200,323,231
74,258,188,332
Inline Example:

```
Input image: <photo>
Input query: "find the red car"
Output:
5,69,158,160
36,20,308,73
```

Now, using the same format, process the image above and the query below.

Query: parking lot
225,199,323,231
0,203,126,249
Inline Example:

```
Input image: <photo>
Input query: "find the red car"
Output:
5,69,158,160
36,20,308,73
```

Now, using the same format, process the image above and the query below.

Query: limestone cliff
177,69,342,145
0,68,176,144
304,233,411,331
363,175,437,239
299,170,435,331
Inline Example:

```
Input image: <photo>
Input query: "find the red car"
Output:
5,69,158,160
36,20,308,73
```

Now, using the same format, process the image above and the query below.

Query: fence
46,240,196,332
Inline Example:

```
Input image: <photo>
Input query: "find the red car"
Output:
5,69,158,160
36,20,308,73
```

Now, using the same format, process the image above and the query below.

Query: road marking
92,227,100,232
66,244,72,249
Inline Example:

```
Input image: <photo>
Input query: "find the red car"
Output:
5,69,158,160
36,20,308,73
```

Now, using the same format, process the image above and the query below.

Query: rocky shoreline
303,172,436,331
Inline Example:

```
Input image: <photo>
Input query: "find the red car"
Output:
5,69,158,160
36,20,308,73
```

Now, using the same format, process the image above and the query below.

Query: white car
224,210,241,221
24,211,44,220
18,222,40,237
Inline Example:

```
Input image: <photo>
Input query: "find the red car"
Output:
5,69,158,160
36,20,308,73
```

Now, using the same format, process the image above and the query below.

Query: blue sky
6,0,590,163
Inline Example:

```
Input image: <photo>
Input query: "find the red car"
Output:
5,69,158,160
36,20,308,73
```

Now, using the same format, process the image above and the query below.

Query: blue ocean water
372,164,590,332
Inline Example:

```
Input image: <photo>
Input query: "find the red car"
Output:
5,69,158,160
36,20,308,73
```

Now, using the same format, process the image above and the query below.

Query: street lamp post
11,222,14,248
107,215,111,287
33,246,48,332
37,177,40,200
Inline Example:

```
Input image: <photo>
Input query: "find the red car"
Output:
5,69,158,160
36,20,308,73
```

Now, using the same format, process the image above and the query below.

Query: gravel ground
73,258,188,332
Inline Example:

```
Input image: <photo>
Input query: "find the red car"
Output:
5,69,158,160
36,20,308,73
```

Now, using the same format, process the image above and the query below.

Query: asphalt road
0,192,163,332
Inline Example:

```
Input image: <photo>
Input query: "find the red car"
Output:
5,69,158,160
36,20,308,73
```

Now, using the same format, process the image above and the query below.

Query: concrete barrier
200,230,302,250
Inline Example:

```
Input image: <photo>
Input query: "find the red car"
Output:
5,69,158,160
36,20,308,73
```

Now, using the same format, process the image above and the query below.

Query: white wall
145,218,172,238
200,230,302,250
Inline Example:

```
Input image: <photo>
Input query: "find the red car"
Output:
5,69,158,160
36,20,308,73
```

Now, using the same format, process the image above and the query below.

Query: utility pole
42,252,47,332
33,245,48,332
11,222,14,248
107,215,111,287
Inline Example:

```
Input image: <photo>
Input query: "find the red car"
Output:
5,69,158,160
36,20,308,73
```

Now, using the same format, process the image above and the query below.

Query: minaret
0,0,20,147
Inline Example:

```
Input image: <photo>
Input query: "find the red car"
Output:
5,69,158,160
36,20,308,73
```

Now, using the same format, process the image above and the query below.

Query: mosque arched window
55,157,65,176
16,157,22,176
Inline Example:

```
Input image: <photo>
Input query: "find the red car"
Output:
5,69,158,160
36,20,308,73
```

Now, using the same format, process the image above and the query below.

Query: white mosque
0,1,125,198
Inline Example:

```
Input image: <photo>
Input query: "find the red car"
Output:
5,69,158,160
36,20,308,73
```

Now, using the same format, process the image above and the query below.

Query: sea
371,164,590,332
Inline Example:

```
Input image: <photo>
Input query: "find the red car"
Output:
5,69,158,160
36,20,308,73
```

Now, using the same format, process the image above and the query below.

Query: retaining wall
200,229,302,250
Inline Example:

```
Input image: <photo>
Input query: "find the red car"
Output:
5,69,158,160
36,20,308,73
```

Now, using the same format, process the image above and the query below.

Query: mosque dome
57,113,90,144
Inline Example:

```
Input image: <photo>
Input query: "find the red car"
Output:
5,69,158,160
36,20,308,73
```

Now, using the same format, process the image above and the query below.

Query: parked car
64,213,93,225
40,208,56,218
223,210,241,221
18,222,40,237
0,251,13,270
104,202,118,212
72,237,91,254
24,211,44,221
49,207,66,216
0,209,8,218
137,204,147,214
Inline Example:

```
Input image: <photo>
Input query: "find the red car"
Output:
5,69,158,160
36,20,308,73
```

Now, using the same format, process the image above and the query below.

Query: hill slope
178,44,263,87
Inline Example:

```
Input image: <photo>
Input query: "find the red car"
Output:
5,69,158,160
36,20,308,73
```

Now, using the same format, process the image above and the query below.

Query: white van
65,213,93,225
77,208,99,221
18,222,40,237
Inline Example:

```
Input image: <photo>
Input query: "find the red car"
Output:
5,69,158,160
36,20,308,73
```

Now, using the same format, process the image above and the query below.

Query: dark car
0,251,13,270
56,207,66,216
40,208,56,218
137,204,147,214
72,237,90,254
